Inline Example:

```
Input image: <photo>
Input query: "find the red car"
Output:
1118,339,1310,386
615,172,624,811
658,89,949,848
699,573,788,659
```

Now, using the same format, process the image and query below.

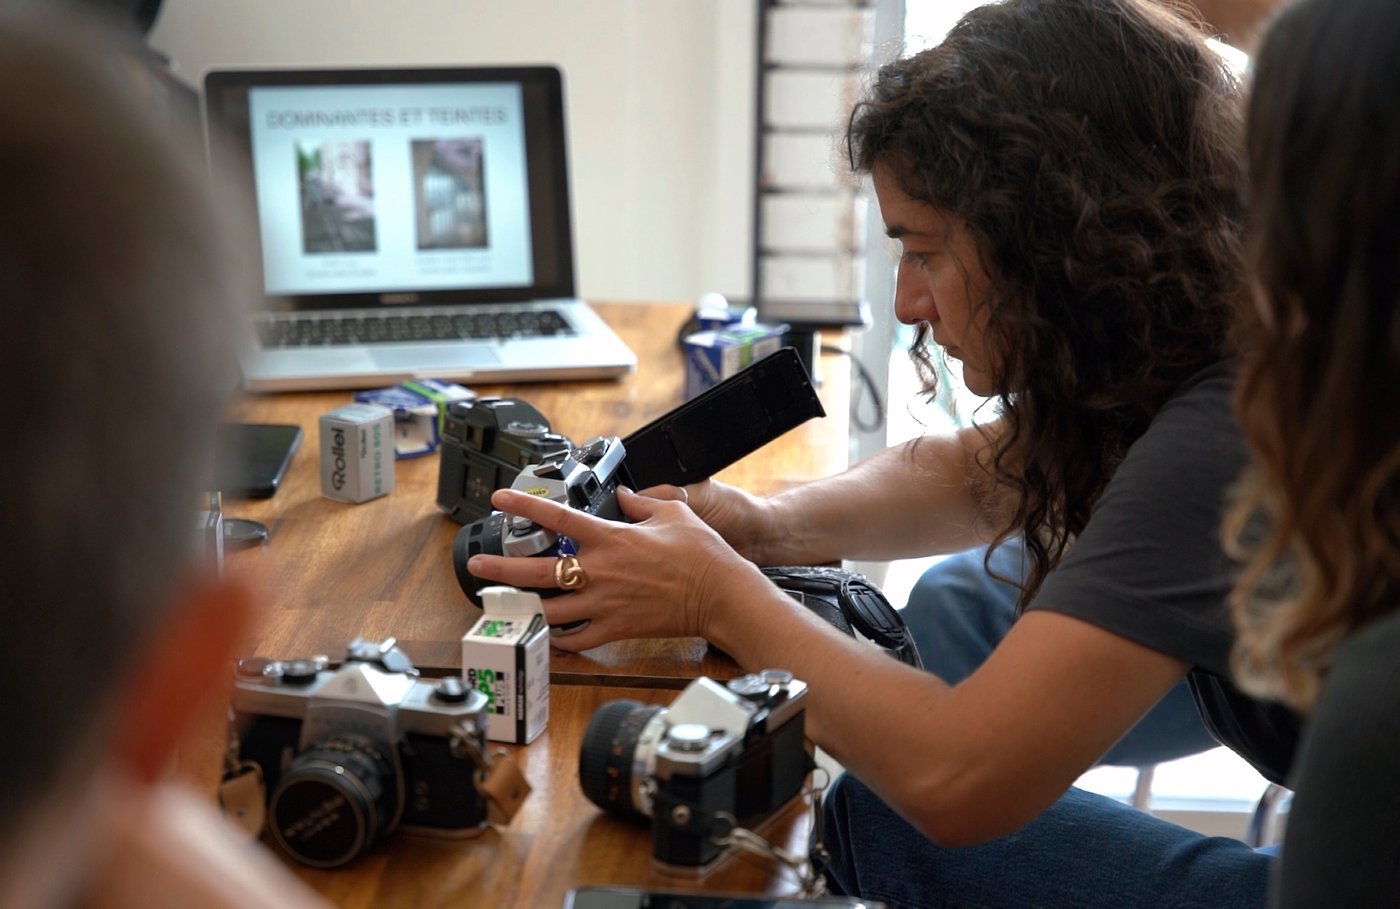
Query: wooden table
221,301,850,682
176,300,851,907
286,685,823,908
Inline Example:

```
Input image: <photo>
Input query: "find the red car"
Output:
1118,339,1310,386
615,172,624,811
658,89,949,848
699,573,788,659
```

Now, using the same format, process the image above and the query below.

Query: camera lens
578,699,665,818
452,512,507,604
268,734,399,868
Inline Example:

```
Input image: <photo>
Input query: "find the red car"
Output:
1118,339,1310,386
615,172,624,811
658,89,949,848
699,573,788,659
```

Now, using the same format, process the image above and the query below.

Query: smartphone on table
213,422,303,499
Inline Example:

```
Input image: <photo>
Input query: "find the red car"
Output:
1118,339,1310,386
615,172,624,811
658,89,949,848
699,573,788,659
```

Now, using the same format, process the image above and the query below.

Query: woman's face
873,163,998,396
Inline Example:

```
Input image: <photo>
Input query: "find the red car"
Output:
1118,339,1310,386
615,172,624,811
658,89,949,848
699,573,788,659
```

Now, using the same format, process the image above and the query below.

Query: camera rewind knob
433,676,470,704
727,674,771,702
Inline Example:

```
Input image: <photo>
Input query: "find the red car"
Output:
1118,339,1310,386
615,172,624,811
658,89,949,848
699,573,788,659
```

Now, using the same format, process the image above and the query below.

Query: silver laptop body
204,65,636,392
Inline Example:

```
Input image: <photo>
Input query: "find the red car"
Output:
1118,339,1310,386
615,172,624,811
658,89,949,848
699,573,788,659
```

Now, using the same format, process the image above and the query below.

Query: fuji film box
318,402,395,503
354,379,475,459
683,322,788,400
461,586,550,744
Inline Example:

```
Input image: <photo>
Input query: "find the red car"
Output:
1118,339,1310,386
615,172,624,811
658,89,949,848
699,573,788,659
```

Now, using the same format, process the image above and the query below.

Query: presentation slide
248,82,535,295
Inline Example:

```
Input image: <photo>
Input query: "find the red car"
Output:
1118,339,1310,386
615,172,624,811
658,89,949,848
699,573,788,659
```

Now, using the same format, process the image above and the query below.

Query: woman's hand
641,478,780,563
464,485,768,651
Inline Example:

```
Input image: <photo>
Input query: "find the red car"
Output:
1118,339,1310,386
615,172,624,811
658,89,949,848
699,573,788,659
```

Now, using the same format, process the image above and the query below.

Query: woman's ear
110,577,254,784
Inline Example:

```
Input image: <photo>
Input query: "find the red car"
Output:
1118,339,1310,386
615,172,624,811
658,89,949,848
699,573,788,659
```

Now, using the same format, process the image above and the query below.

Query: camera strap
451,725,532,825
479,752,531,825
217,760,267,841
652,768,833,897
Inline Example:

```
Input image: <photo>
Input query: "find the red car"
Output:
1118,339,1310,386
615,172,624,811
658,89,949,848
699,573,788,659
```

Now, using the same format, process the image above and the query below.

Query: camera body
229,637,493,868
453,435,627,605
578,671,812,873
436,396,572,524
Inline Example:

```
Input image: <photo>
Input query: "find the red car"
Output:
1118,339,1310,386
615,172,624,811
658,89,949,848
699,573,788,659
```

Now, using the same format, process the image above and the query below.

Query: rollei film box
462,586,550,744
319,403,395,503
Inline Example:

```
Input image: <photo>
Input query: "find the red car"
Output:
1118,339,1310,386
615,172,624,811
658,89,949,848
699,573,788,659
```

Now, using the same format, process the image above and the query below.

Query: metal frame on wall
751,0,874,336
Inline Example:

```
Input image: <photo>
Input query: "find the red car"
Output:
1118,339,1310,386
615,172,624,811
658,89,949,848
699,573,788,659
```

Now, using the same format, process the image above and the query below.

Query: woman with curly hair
1226,0,1400,904
469,0,1289,904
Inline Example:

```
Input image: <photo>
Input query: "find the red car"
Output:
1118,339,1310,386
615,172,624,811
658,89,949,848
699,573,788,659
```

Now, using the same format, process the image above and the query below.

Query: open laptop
203,66,636,391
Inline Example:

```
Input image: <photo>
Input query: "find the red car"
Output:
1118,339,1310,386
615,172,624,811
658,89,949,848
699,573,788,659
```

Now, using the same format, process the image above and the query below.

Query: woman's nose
893,260,936,326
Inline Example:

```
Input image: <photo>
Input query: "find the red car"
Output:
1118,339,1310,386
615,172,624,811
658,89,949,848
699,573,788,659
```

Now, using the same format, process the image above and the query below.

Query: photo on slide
297,139,377,254
412,138,489,250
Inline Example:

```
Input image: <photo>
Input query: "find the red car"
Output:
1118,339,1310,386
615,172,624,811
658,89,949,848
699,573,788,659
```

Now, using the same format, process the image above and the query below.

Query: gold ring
555,554,588,590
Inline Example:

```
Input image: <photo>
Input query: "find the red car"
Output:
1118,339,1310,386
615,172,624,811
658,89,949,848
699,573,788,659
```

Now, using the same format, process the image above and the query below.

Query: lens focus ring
578,700,663,818
269,734,398,868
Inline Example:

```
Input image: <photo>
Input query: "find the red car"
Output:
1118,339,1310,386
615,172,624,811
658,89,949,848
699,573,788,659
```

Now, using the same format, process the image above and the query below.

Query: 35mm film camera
453,435,626,606
225,638,528,868
578,671,812,873
436,397,572,525
451,348,826,607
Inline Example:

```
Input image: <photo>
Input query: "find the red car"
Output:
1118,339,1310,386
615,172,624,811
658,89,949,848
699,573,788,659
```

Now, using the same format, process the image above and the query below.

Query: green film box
461,586,550,744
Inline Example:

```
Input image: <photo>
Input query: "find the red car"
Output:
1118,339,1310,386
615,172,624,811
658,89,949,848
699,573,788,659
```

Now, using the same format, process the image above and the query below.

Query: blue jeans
902,541,1219,766
822,774,1273,909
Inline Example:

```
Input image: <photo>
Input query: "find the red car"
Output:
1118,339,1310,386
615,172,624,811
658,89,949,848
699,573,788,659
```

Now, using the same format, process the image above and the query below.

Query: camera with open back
452,434,626,605
577,670,813,873
227,637,498,868
448,349,828,609
436,396,572,524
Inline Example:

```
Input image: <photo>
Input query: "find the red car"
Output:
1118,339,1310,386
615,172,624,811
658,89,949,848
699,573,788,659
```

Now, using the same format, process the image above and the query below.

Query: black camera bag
761,565,923,669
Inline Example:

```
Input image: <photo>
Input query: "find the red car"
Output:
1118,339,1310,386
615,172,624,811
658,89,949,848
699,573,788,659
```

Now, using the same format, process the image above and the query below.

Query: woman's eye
901,251,929,270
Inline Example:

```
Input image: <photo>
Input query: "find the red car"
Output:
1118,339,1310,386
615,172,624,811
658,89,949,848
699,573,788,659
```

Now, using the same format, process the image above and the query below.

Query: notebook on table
203,66,636,392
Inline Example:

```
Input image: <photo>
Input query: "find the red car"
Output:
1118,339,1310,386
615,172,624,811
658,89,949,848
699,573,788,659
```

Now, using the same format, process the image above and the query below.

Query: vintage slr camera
436,396,572,524
228,637,494,868
452,434,627,606
577,671,812,873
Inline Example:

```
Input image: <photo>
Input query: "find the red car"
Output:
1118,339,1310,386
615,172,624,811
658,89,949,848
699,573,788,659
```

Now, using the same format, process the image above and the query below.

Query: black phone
213,422,303,499
562,888,884,909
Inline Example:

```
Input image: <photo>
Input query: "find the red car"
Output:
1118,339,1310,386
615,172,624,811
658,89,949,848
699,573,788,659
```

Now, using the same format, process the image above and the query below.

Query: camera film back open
620,346,824,491
436,397,573,524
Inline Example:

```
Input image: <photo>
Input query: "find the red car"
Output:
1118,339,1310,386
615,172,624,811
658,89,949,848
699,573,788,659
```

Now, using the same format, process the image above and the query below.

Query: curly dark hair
1225,0,1400,710
847,0,1247,604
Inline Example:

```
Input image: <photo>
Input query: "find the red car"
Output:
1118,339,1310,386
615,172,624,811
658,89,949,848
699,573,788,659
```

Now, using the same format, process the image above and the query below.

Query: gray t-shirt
1026,360,1301,784
1274,608,1400,906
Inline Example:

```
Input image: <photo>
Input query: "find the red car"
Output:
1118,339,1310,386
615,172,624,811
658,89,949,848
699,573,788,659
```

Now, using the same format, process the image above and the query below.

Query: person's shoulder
1278,607,1400,904
1127,359,1243,472
1296,608,1400,763
1160,359,1237,414
1324,607,1400,696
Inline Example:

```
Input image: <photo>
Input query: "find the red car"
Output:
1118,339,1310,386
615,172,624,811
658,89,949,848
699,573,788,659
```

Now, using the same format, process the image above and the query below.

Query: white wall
149,0,756,303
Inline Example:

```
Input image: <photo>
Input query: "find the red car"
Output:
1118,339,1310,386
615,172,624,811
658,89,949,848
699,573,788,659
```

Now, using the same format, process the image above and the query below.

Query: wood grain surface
219,301,850,679
173,301,850,907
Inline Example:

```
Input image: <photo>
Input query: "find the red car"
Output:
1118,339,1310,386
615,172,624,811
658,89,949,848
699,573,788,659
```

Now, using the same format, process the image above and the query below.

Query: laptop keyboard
256,308,573,348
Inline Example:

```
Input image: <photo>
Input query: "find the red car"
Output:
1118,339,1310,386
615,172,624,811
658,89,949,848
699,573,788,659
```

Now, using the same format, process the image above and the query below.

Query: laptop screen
204,67,576,308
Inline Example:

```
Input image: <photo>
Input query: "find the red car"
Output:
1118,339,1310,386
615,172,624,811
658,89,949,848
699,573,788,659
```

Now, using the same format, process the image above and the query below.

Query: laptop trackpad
370,346,501,370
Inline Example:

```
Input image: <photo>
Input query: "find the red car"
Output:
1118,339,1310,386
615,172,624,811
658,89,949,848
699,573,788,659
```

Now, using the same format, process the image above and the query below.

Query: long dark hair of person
847,0,1247,604
1225,0,1400,710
